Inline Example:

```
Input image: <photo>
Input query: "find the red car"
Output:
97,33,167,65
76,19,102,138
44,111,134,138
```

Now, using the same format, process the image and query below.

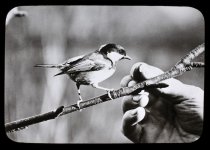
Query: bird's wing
67,59,106,73
58,55,84,70
62,55,85,66
66,53,108,73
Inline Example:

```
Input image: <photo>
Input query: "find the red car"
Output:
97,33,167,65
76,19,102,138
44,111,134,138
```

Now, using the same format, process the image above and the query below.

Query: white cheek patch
107,52,123,62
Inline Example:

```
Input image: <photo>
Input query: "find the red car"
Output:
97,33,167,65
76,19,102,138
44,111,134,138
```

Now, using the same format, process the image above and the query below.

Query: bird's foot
77,100,83,112
107,89,114,100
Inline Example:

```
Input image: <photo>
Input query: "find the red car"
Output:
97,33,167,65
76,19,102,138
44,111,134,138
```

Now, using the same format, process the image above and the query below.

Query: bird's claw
77,100,83,112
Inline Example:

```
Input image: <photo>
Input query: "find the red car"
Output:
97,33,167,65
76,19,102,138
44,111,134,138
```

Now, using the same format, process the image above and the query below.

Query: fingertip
139,94,149,107
128,80,137,87
122,108,138,125
122,90,150,113
133,92,149,107
132,107,146,126
120,75,133,87
122,107,146,127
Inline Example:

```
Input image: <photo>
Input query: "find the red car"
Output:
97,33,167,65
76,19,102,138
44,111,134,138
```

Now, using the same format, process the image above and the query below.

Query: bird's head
98,43,131,63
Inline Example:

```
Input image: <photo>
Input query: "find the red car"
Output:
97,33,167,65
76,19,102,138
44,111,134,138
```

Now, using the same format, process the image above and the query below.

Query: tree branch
5,43,205,133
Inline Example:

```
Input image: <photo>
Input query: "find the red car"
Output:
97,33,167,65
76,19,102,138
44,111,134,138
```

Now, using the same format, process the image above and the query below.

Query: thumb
130,62,200,101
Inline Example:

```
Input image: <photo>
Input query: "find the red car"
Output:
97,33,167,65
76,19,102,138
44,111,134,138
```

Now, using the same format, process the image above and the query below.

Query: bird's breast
70,68,116,85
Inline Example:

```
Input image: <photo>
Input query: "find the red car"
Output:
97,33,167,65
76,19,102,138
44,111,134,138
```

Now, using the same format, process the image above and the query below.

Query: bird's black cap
99,43,126,56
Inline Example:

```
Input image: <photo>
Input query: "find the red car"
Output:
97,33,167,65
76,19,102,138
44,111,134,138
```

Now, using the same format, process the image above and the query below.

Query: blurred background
5,6,204,143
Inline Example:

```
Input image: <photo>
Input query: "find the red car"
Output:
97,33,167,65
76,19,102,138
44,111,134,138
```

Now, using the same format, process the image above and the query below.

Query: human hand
120,62,203,143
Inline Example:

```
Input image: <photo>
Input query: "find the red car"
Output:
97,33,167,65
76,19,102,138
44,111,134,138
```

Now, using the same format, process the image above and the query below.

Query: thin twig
5,43,205,133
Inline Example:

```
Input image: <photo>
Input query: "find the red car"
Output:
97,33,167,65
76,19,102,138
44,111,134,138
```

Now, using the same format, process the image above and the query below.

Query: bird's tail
34,64,59,68
34,64,65,77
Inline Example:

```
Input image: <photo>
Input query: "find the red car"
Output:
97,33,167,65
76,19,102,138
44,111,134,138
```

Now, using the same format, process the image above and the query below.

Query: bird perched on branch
35,43,131,109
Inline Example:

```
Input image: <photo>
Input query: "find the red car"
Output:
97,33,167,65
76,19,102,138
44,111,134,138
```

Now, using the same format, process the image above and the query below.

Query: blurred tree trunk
36,7,72,142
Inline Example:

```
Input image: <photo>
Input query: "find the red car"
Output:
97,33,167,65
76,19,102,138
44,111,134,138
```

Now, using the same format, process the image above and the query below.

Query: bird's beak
123,55,132,60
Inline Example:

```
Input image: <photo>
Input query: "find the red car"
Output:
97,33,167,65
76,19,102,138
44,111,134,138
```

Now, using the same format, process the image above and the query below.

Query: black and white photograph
5,6,204,143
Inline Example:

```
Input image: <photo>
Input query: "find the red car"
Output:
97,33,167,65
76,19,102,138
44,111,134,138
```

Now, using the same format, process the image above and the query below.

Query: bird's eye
118,49,126,55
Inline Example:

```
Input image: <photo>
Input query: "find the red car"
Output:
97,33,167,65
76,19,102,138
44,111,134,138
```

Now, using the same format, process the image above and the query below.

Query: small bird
35,43,131,109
